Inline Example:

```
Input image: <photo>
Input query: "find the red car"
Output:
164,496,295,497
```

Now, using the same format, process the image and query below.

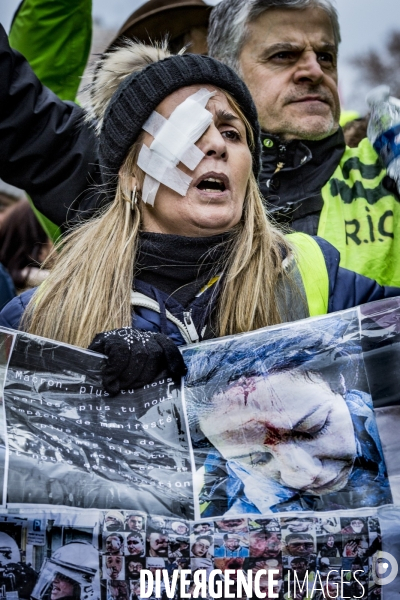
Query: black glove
89,327,187,396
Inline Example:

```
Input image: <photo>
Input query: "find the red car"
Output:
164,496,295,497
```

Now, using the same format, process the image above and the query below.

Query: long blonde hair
24,43,294,347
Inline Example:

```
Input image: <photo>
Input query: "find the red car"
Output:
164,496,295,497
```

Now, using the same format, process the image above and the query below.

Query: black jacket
2,234,400,344
259,130,400,236
0,24,104,230
259,130,346,234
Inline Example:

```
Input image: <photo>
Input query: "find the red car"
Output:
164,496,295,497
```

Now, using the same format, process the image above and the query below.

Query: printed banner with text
0,297,399,598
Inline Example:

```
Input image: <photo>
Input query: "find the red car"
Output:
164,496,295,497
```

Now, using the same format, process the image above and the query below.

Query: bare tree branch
349,30,400,99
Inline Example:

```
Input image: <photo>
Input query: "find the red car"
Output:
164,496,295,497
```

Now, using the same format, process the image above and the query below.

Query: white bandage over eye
137,88,216,206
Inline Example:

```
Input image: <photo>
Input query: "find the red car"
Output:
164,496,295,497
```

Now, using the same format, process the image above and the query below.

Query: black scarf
135,232,232,307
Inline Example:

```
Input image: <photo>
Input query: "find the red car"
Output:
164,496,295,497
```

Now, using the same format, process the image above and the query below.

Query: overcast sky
1,0,399,111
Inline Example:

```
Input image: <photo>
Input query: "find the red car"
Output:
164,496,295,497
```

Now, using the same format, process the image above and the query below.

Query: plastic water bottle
366,85,400,192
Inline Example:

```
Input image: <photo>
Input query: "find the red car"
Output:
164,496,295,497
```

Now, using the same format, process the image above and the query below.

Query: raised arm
0,24,104,229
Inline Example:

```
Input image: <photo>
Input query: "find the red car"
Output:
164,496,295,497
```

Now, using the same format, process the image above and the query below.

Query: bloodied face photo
103,555,124,581
182,316,392,517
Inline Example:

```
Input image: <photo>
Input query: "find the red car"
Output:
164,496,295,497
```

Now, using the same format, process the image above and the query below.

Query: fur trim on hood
86,39,171,133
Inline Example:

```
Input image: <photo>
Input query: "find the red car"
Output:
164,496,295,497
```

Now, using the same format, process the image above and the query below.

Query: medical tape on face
138,146,192,204
138,88,216,206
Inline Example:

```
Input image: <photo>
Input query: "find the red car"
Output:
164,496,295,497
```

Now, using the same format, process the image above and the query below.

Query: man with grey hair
209,0,400,288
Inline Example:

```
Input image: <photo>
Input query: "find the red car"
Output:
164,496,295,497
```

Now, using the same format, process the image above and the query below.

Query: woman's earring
131,186,138,210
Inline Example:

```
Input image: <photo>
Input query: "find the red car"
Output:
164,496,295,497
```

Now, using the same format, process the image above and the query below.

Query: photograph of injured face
183,314,392,517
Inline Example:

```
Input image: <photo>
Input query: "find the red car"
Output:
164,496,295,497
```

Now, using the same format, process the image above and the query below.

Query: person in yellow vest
209,0,400,288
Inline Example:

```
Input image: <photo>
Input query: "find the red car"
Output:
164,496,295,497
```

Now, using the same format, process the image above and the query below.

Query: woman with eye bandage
1,39,400,394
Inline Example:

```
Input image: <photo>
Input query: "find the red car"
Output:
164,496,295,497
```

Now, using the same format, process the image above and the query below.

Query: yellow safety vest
287,232,329,318
318,138,400,286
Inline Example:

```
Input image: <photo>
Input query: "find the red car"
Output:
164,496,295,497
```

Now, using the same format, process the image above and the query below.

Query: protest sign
183,306,391,518
0,297,400,598
3,332,192,517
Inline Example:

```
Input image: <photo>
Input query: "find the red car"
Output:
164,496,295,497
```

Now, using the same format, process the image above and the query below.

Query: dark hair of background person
0,200,49,289
343,117,369,148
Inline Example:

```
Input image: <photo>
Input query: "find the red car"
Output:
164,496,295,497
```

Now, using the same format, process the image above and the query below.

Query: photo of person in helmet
50,573,81,600
31,541,99,600
0,533,21,565
0,531,38,599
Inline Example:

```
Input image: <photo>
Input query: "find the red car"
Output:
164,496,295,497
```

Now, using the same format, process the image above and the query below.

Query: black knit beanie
99,53,261,197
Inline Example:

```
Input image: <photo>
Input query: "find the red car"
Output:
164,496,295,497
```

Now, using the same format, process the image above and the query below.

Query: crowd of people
0,0,397,598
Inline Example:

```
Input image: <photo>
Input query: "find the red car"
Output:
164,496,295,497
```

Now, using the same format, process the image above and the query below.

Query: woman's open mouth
194,172,229,194
197,178,226,192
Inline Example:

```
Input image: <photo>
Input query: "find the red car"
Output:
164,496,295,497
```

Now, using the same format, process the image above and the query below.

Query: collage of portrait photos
0,507,390,600
98,511,386,599
101,510,194,600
